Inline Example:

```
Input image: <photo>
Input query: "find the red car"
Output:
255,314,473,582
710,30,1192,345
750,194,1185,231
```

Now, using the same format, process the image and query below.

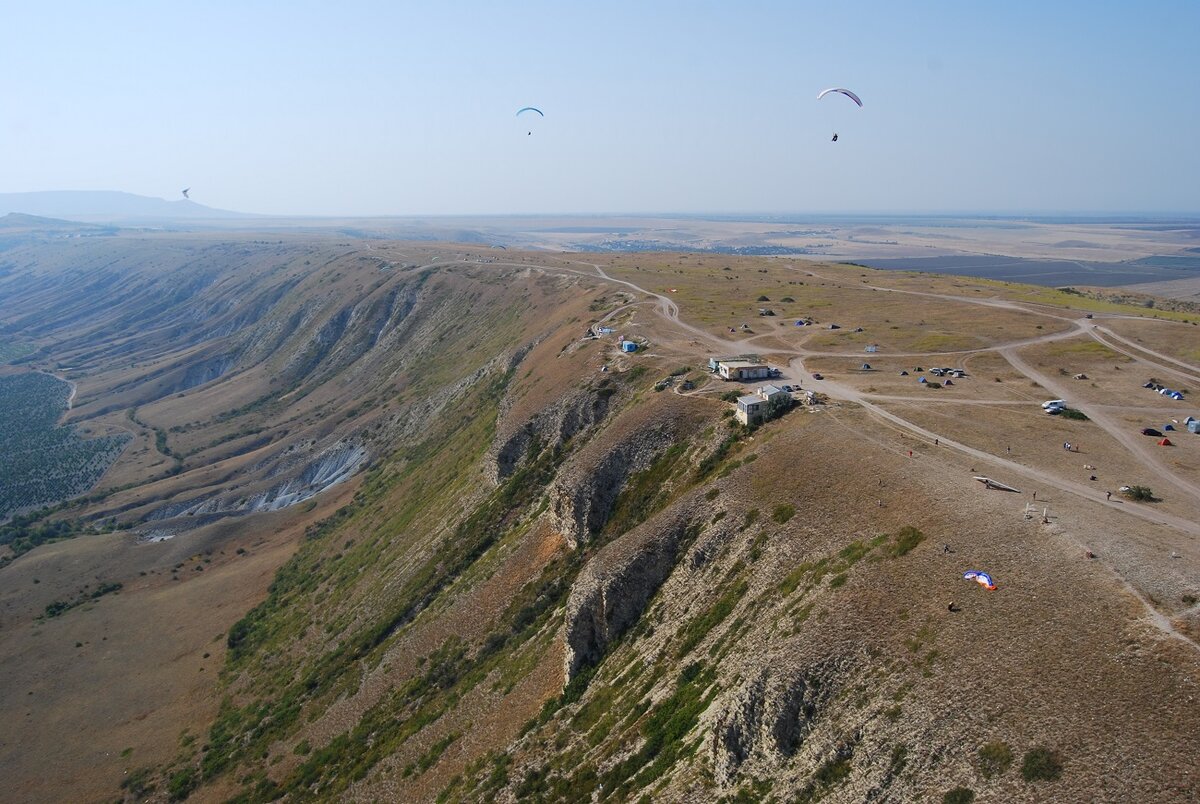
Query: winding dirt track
454,254,1200,646
509,255,1200,514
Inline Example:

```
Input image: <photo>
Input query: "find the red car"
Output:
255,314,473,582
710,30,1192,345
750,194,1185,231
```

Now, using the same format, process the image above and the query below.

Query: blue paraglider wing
516,107,545,117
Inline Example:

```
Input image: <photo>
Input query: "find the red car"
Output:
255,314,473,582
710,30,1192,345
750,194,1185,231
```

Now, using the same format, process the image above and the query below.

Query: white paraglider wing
817,88,863,107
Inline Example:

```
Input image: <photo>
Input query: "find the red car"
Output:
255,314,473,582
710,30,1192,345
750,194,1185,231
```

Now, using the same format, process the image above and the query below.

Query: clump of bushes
1020,746,1063,782
772,504,795,524
943,788,975,804
978,741,1013,778
1122,486,1157,502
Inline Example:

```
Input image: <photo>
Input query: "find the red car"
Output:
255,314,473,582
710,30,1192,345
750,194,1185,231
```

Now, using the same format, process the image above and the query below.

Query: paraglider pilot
831,133,838,142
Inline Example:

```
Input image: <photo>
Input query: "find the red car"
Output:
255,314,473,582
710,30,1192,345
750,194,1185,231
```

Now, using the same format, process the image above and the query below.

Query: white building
735,384,793,425
718,360,771,381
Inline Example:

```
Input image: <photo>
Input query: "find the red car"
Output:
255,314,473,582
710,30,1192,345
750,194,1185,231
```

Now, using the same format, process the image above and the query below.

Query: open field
270,213,1200,290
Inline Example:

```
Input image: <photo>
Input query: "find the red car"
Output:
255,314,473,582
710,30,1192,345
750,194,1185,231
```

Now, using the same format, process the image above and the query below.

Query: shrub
1058,407,1088,420
781,296,795,302
772,504,795,524
884,526,925,558
1020,746,1063,782
943,788,975,804
167,767,198,800
978,740,1013,778
1122,486,1157,502
756,295,770,302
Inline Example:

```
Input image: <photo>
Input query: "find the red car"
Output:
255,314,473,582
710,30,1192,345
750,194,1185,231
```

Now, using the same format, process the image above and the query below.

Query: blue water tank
621,341,638,353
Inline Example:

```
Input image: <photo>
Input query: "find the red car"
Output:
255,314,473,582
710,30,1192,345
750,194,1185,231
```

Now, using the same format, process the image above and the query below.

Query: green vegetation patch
0,509,87,563
943,787,975,804
778,527,925,603
605,443,689,537
978,740,1013,779
1020,746,1063,782
596,661,718,798
1040,339,1123,360
0,373,130,520
677,576,749,657
0,340,35,363
882,526,925,558
43,581,122,618
1122,485,1157,502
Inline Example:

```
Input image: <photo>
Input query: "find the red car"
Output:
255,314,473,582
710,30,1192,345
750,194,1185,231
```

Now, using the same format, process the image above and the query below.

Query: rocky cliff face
545,398,705,550
562,506,699,680
708,658,846,787
486,379,619,485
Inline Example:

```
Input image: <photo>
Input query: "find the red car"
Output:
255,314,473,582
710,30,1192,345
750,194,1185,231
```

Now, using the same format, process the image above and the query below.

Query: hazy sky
2,1,1197,216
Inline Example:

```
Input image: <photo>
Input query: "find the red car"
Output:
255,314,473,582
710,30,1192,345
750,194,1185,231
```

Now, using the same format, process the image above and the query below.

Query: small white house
719,360,771,381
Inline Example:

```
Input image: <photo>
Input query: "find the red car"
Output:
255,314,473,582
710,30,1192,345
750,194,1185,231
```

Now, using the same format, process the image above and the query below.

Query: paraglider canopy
817,87,863,106
963,570,997,591
516,107,544,136
817,88,861,142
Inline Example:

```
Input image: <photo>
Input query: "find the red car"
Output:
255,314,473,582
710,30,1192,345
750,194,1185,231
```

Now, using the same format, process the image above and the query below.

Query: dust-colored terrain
0,226,1198,803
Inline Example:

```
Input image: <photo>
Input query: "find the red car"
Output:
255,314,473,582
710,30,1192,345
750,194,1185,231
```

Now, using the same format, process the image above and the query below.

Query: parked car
812,373,824,380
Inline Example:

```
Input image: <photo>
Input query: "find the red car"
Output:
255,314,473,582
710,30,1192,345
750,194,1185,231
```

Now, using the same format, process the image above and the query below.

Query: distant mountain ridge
0,212,109,231
0,190,250,222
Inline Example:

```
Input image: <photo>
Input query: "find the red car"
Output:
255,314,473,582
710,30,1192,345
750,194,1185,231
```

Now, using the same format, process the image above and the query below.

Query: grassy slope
2,239,1198,803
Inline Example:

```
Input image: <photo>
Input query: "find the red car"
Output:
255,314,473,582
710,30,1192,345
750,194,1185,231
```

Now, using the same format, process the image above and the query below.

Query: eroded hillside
1,233,1198,803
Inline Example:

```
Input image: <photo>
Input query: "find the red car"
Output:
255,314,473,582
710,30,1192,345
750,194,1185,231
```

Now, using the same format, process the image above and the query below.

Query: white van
1041,399,1066,412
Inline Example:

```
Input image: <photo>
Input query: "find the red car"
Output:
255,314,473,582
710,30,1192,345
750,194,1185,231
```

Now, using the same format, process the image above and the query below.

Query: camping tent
1159,438,1173,446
